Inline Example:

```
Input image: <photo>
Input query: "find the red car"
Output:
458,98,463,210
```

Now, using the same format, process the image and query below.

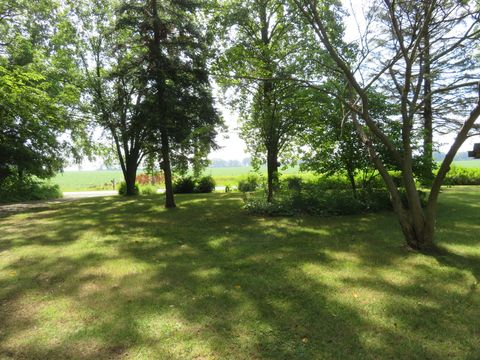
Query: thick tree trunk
397,213,433,251
160,129,176,209
266,147,278,203
125,157,138,196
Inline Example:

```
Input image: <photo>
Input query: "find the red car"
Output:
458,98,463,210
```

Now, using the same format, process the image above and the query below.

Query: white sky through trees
71,0,479,170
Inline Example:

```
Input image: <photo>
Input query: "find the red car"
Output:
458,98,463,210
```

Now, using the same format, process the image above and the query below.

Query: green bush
243,196,295,216
118,181,139,195
173,176,196,194
238,174,260,193
0,177,62,203
443,166,480,185
283,176,303,191
140,184,158,195
243,187,429,217
195,175,216,193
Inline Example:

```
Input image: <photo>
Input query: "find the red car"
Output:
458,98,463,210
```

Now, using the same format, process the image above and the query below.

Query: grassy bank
1,187,479,359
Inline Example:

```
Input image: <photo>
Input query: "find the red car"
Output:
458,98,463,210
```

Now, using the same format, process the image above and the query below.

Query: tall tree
216,0,318,202
293,0,480,250
73,0,152,196
118,0,221,208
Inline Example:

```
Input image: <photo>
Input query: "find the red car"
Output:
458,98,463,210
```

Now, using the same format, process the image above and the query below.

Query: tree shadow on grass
0,191,479,359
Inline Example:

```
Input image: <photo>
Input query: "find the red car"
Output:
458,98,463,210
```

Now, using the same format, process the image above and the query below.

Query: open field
52,160,480,192
51,166,301,192
1,187,479,359
450,160,480,168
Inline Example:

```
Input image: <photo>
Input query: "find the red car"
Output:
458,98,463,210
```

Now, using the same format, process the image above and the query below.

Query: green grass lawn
1,187,479,359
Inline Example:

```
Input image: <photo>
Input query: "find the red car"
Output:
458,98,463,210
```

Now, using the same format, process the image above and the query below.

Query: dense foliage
0,0,87,191
173,175,216,194
0,175,62,203
244,176,428,217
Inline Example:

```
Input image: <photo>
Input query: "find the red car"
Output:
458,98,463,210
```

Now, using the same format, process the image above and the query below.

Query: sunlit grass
0,187,479,359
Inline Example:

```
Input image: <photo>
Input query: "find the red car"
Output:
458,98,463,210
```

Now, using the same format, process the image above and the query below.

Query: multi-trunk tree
73,0,151,196
293,0,480,250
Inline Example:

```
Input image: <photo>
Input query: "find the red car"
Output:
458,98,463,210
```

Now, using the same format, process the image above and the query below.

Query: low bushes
244,189,390,217
245,176,429,217
238,174,261,193
118,181,139,195
196,175,216,193
443,166,480,185
140,184,158,195
0,177,62,203
173,175,216,194
173,176,196,194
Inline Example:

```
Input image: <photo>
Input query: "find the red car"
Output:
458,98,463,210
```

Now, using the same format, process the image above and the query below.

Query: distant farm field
52,166,301,192
450,160,480,168
51,161,479,192
51,170,125,192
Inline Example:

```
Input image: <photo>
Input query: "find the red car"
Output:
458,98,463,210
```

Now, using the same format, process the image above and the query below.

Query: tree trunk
346,168,357,198
266,147,278,203
151,0,175,209
396,208,434,251
125,157,138,196
160,129,176,208
423,23,434,184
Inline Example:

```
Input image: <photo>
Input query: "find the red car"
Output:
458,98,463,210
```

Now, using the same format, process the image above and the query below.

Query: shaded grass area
0,187,479,359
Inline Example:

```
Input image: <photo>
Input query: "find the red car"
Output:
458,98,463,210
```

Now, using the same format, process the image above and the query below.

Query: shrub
118,181,139,195
283,176,303,191
173,176,196,194
0,176,62,203
140,184,158,195
443,166,480,186
195,176,216,193
30,183,62,200
238,174,260,193
243,187,428,217
136,172,165,185
243,197,295,216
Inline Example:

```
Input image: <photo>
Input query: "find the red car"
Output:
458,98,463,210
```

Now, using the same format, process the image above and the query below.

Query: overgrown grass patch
0,187,479,359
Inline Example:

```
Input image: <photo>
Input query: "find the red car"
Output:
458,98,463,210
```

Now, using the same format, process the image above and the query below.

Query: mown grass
0,187,479,359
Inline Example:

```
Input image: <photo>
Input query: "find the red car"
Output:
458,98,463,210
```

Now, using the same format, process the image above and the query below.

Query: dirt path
0,191,118,216
0,187,230,216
